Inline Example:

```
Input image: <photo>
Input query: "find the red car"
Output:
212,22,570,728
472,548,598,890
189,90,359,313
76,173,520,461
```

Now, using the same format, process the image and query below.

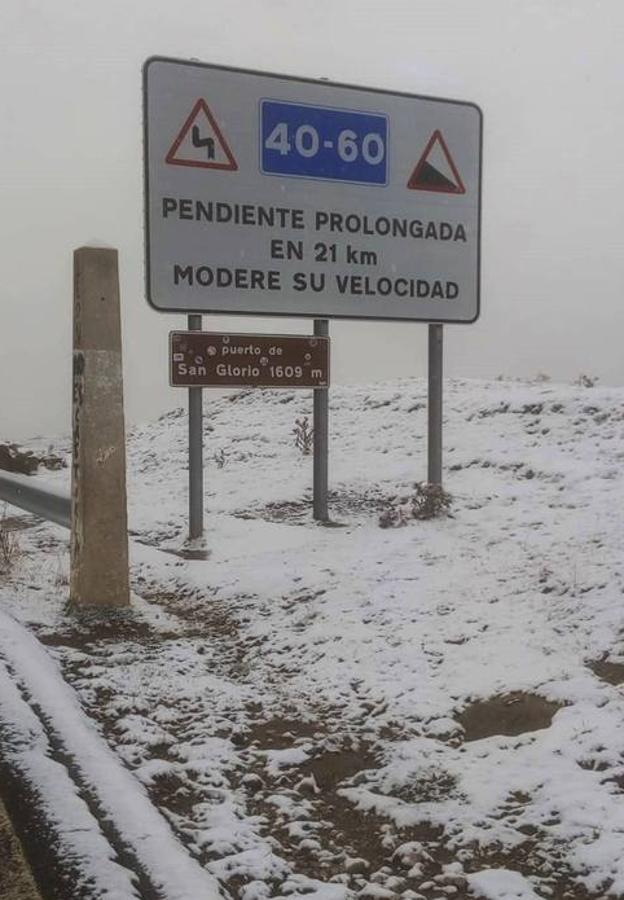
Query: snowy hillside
1,376,624,900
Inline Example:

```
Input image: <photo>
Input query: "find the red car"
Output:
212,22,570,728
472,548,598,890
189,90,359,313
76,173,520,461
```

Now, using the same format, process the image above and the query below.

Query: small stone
298,838,322,852
345,858,371,875
358,885,397,899
393,842,433,868
241,773,264,793
407,865,423,879
437,872,466,889
385,877,406,891
295,774,320,795
442,863,464,876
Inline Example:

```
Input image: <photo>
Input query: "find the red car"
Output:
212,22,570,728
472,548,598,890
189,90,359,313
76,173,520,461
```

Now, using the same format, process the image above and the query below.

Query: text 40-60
265,123,385,165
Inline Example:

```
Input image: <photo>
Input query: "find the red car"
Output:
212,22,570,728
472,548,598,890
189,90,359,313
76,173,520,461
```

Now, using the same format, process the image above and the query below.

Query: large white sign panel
143,57,482,322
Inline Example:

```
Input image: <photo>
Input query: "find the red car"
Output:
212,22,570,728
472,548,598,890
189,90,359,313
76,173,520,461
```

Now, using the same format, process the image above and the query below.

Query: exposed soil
458,692,563,741
588,658,624,686
233,487,400,526
0,765,88,900
3,593,605,900
244,716,323,750
239,733,445,890
36,609,154,649
299,747,379,791
0,793,42,900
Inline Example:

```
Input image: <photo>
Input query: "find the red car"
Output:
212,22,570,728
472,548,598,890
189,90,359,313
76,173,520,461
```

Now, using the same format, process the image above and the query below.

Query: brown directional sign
169,332,330,388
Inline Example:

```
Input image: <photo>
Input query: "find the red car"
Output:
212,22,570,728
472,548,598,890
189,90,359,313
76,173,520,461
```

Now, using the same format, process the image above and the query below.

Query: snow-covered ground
1,376,624,900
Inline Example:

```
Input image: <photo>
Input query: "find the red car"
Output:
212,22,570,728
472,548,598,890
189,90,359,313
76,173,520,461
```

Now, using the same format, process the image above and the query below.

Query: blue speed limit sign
260,100,388,186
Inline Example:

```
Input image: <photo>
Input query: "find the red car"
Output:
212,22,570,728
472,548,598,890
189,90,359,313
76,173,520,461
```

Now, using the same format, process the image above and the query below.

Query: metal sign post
187,314,204,540
427,323,443,486
313,319,329,521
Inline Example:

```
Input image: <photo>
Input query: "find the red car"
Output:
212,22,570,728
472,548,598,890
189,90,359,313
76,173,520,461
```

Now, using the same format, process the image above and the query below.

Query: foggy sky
2,0,623,439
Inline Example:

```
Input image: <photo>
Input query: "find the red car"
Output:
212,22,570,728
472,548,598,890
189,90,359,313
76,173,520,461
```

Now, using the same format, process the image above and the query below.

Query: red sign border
165,98,238,171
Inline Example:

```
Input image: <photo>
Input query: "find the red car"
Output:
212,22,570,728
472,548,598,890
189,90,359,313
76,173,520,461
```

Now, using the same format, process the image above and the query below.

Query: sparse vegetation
379,482,452,528
0,511,21,576
213,448,227,469
293,417,314,455
575,373,599,388
54,551,69,588
0,441,65,475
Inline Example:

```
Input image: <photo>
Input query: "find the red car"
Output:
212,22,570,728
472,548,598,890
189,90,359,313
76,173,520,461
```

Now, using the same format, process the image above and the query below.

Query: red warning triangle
407,130,465,194
166,99,238,171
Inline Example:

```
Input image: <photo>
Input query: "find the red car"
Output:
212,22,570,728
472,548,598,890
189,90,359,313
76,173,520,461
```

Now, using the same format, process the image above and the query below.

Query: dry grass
293,416,314,455
379,482,452,528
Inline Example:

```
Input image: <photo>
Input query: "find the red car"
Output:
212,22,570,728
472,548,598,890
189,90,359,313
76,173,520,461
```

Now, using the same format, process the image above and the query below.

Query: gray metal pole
428,323,443,486
313,318,329,522
188,314,204,540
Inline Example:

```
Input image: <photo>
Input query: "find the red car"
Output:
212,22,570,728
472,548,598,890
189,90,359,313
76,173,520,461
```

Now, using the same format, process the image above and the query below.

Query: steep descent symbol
407,130,465,194
166,99,238,171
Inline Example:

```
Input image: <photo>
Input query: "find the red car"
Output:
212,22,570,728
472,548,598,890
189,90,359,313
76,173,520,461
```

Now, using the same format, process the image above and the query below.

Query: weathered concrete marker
71,247,130,608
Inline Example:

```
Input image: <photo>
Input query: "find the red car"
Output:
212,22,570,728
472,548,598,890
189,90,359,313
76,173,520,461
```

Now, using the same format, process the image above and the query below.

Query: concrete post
70,247,130,608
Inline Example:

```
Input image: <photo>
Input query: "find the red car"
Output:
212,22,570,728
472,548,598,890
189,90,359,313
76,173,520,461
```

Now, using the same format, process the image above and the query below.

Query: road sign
169,331,330,388
407,130,466,194
166,99,238,171
144,57,482,322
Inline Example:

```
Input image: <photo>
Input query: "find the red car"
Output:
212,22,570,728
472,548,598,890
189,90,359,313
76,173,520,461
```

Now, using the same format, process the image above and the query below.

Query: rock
358,884,397,899
385,877,406,891
295,774,320,795
435,868,466,890
241,773,264,793
393,842,433,868
370,866,392,885
298,838,322,852
231,729,248,747
0,443,39,475
0,442,66,475
345,857,370,875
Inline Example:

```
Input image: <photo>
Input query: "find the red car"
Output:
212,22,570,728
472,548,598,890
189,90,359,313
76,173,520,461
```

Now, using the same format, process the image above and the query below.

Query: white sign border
143,56,483,324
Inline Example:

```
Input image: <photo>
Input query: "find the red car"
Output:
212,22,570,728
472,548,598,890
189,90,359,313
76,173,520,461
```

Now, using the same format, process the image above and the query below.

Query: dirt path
0,793,42,900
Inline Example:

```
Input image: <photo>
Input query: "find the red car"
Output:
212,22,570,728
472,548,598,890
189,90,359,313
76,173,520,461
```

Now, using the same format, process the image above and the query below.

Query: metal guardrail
0,471,70,529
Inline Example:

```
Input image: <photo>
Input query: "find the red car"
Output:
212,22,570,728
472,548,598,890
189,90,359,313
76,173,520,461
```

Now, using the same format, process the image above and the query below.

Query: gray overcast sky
2,0,623,439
